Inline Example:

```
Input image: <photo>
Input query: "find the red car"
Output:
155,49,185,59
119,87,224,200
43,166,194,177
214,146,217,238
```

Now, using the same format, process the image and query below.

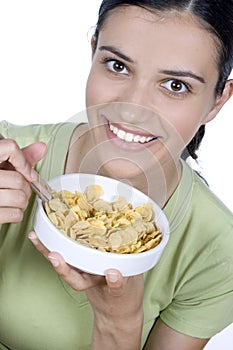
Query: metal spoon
0,134,53,201
29,175,53,202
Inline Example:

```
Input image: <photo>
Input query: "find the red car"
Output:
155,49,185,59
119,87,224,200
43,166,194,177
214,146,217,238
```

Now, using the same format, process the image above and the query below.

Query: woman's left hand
28,231,144,349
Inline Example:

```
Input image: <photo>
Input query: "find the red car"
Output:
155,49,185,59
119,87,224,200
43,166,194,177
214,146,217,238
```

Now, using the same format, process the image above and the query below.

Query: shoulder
0,121,77,147
163,160,233,276
191,168,233,233
166,160,233,233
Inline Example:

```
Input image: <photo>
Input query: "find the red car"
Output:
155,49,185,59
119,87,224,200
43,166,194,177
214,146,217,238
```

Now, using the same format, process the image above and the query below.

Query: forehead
100,5,215,43
98,6,219,77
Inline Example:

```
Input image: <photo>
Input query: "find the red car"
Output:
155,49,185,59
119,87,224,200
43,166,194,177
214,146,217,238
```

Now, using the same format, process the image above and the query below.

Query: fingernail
28,232,38,245
107,272,118,283
48,255,59,267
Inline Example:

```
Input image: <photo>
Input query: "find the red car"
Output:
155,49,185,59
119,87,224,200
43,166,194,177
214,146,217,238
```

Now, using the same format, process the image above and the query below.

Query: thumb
22,142,47,166
105,269,125,296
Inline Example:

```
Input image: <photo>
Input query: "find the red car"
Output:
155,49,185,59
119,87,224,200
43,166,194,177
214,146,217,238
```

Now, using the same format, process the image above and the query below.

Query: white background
0,1,232,348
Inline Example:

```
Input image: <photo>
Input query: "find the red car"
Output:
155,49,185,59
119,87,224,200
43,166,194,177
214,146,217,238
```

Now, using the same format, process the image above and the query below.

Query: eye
161,79,190,94
106,59,129,75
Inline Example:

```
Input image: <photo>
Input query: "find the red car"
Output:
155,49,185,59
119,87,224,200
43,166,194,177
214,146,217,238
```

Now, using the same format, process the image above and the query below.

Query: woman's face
85,6,220,182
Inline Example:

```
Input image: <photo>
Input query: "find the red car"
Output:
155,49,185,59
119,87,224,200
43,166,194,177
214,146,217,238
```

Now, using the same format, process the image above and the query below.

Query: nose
120,79,151,105
115,80,157,124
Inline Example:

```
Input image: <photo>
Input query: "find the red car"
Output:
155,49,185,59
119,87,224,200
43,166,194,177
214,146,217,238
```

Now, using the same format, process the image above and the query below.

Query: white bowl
34,173,170,276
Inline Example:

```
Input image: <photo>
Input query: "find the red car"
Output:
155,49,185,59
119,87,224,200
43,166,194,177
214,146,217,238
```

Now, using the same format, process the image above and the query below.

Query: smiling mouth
109,122,157,143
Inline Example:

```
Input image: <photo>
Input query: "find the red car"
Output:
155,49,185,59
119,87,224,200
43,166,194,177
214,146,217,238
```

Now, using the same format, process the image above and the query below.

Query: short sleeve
160,226,233,338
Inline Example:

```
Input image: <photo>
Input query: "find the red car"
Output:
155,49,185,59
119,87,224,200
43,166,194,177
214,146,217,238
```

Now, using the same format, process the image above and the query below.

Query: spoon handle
30,177,53,202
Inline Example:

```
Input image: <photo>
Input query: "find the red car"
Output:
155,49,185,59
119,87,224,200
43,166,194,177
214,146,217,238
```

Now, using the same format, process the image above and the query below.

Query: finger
0,170,31,194
47,251,104,291
28,231,50,257
105,269,125,296
0,189,30,210
0,207,24,224
0,137,36,181
28,231,104,290
22,142,47,167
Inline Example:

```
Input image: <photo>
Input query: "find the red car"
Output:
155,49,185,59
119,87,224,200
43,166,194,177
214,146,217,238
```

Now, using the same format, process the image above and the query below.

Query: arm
144,318,210,350
91,303,143,350
89,271,144,350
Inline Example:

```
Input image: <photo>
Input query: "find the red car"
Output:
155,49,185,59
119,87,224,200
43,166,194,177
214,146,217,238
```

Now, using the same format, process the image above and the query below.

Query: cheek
168,113,204,146
86,69,111,108
85,73,97,108
176,122,197,145
163,96,214,145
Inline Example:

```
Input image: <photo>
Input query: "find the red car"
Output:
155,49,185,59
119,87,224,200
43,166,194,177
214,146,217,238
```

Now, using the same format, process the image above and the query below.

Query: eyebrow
99,46,206,84
159,69,206,84
99,45,134,63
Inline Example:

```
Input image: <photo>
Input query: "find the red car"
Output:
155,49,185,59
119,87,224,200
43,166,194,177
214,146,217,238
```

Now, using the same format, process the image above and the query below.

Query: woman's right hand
0,136,47,224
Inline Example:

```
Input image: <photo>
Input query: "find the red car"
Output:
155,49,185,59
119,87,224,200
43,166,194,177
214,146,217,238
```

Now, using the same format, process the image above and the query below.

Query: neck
98,156,182,208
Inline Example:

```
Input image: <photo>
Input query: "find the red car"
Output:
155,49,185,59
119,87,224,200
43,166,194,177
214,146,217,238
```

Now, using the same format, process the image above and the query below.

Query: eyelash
100,56,129,75
100,56,192,96
161,79,191,96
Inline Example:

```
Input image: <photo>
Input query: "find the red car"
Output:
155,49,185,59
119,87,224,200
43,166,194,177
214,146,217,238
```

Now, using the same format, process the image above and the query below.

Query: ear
91,35,96,50
204,79,233,123
90,35,97,59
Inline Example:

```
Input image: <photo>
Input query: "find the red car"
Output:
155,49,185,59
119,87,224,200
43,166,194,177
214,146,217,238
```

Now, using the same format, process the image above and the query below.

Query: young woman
0,1,233,349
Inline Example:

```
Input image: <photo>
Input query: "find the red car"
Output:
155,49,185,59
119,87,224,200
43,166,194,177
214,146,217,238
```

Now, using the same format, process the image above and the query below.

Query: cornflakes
44,184,162,254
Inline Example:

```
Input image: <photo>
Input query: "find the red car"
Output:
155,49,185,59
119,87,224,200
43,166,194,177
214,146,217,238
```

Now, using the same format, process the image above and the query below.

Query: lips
109,122,156,143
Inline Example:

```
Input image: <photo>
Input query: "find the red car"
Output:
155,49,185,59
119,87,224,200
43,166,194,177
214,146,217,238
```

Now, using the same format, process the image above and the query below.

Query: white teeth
117,129,125,140
133,135,141,142
125,133,134,142
109,123,154,143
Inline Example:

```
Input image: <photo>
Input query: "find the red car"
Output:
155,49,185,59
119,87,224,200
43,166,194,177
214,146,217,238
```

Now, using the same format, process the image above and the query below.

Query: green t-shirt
0,121,233,350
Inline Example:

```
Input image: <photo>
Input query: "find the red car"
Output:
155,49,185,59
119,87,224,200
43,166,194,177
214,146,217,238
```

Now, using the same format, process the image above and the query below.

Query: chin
98,158,144,182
